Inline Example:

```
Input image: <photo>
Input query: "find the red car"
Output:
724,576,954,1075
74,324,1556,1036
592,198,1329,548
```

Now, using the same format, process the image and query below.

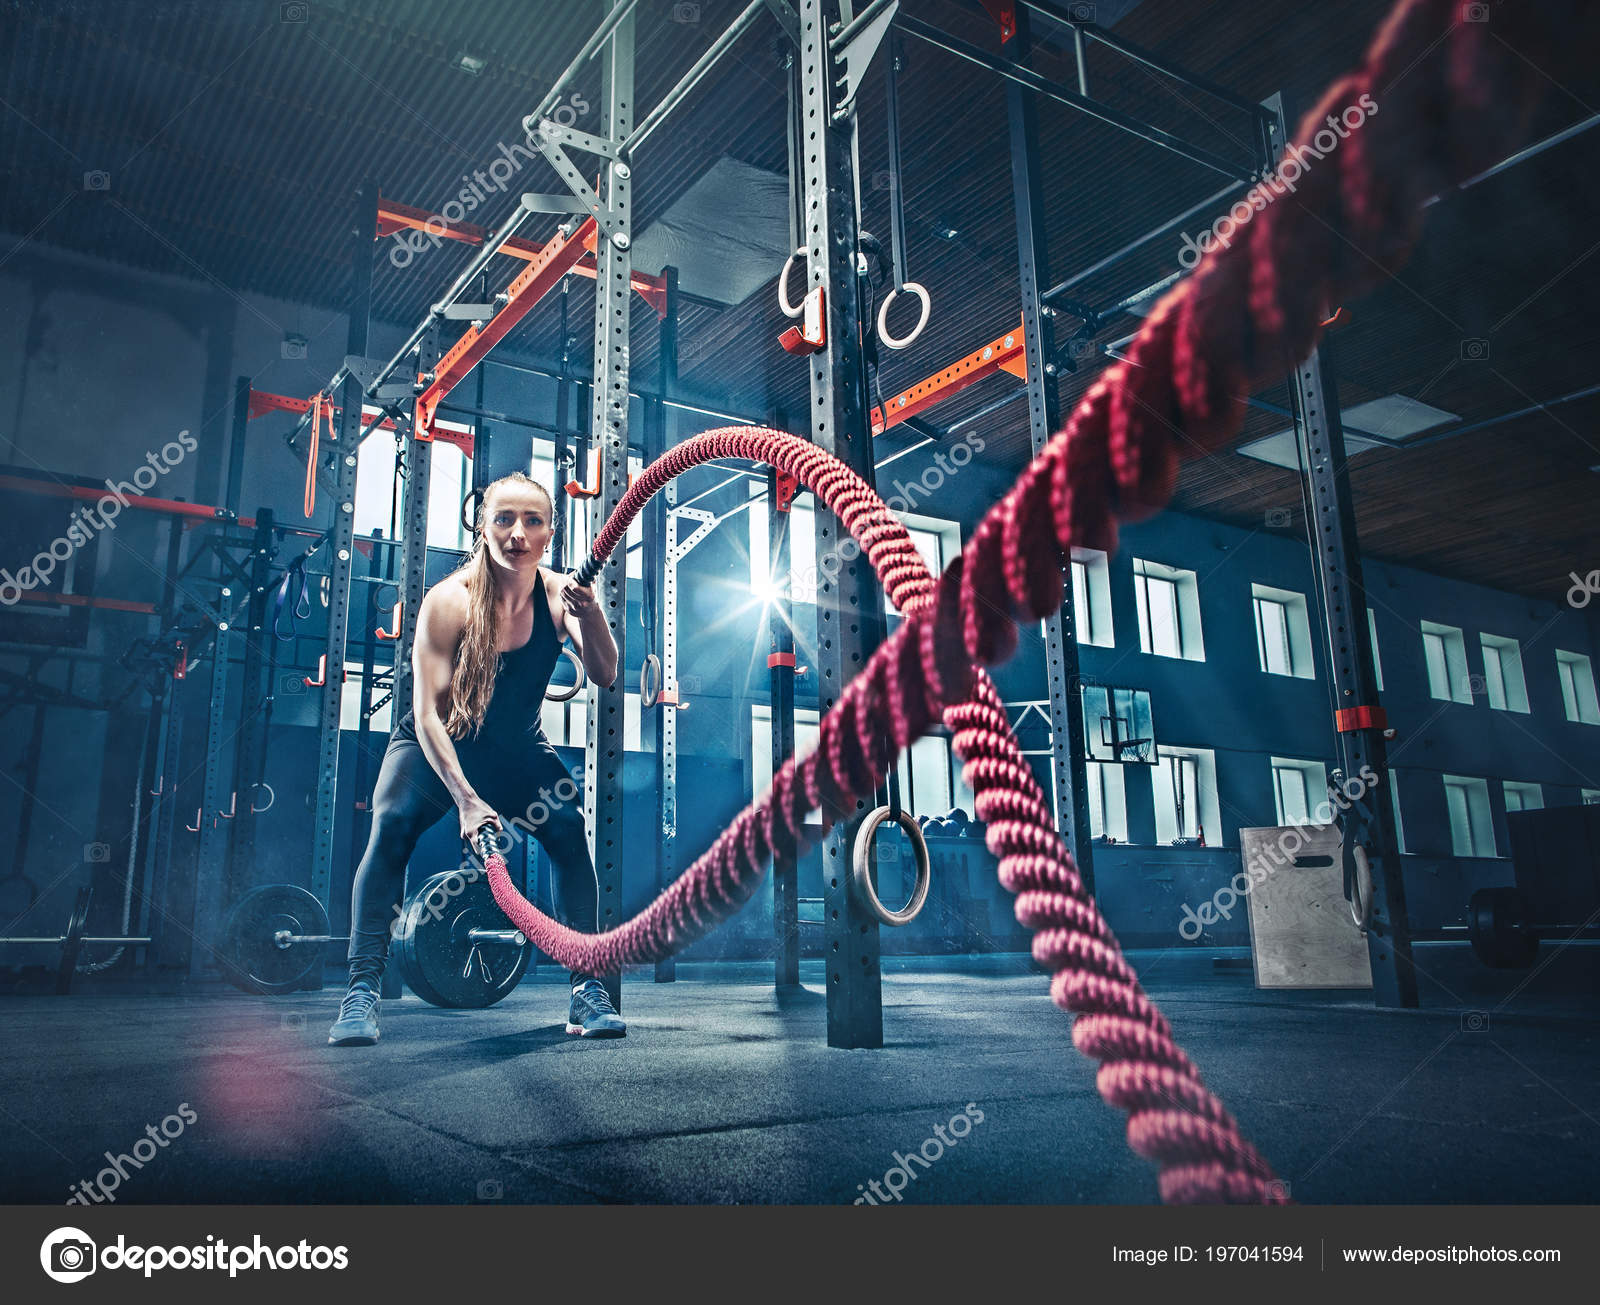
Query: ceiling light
454,52,487,76
1237,394,1459,469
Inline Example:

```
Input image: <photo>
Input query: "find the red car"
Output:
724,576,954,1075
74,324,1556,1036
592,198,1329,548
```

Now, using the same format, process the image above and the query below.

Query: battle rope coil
479,0,1591,1202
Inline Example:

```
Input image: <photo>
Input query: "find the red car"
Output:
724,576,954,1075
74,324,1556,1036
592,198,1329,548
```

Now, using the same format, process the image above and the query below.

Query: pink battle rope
480,0,1592,1202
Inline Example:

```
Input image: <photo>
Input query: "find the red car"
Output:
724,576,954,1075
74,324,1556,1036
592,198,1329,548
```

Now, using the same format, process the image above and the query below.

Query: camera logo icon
41,1228,97,1283
84,842,111,863
1264,507,1292,529
1460,337,1489,361
280,2,308,22
83,171,110,192
476,1178,504,1200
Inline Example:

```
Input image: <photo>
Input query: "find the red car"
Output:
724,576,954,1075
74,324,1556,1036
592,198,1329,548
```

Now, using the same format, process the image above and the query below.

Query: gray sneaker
566,979,626,1037
328,981,380,1045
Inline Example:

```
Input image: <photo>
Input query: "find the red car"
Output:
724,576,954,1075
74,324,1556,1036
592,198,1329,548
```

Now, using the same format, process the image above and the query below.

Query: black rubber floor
4,947,1596,1204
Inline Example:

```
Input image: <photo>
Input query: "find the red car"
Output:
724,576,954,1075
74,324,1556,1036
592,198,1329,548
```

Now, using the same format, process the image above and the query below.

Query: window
1479,634,1530,713
1252,584,1314,678
542,692,643,751
884,515,961,617
1443,775,1496,857
752,704,822,829
1502,781,1543,813
747,486,817,605
339,662,392,733
893,733,955,817
1583,789,1600,805
1368,608,1384,691
1421,621,1472,704
1388,770,1406,853
1084,761,1129,842
1133,559,1204,661
1556,650,1600,724
1154,746,1220,844
1271,757,1327,825
354,410,476,551
1070,548,1114,646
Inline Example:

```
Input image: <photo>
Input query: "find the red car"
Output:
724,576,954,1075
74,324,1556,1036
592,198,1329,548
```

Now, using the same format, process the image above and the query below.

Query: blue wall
4,234,1599,968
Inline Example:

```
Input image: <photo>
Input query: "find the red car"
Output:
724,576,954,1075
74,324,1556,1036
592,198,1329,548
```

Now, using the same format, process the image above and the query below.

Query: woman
328,470,624,1045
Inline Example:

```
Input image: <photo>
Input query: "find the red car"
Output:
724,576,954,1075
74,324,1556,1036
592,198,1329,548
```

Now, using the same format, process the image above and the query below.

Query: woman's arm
557,573,619,689
410,585,499,838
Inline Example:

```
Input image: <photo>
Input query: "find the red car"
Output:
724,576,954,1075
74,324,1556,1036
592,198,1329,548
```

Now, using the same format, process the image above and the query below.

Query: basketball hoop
1115,737,1154,764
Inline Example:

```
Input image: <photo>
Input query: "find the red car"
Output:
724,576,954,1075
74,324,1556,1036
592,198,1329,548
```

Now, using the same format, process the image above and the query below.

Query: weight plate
395,869,529,1008
56,886,92,995
222,884,329,995
1467,886,1538,969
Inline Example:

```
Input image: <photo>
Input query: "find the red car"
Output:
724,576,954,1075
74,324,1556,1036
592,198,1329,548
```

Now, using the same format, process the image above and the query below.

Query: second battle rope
481,0,1592,1203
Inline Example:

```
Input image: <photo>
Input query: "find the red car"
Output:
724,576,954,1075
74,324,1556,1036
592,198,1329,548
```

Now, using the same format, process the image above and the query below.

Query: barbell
221,874,530,1008
0,886,152,994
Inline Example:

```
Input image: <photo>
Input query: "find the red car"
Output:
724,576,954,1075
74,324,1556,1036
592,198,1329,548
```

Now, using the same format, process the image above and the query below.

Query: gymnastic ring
460,486,485,537
1349,843,1374,933
777,246,808,319
876,282,930,351
545,645,586,702
850,805,931,927
640,653,662,708
249,782,275,815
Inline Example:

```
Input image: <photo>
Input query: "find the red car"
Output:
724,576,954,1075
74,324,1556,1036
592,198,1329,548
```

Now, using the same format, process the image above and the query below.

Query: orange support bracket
414,217,597,439
979,0,1016,41
376,197,668,318
565,449,634,500
376,598,402,641
303,654,346,689
869,317,1027,435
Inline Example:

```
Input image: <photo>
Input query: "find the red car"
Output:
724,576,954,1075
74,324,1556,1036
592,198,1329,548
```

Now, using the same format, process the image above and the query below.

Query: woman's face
482,483,553,573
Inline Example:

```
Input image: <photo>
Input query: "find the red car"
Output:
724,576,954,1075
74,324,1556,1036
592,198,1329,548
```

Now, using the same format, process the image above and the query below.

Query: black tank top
393,570,564,751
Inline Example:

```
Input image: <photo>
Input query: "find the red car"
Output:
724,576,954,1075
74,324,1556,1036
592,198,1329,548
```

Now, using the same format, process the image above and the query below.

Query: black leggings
346,732,599,989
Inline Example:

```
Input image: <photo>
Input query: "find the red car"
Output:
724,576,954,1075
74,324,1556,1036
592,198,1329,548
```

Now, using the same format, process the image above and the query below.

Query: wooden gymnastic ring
778,246,808,319
545,645,586,702
1349,843,1374,933
850,806,931,927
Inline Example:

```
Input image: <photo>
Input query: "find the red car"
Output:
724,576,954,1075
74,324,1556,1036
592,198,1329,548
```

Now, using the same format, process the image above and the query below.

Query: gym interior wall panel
3,246,212,496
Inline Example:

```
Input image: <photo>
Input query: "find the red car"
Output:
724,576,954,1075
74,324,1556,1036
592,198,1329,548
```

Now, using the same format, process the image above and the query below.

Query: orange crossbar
869,317,1027,435
415,218,598,437
7,592,157,614
376,198,668,318
247,391,475,459
0,474,254,528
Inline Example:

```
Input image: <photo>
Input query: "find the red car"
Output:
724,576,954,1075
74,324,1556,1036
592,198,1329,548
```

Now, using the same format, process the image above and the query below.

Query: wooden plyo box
1239,823,1373,989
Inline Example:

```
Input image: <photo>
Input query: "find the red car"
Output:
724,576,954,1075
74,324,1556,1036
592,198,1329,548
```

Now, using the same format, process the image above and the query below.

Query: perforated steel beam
802,0,884,1050
580,10,635,1015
